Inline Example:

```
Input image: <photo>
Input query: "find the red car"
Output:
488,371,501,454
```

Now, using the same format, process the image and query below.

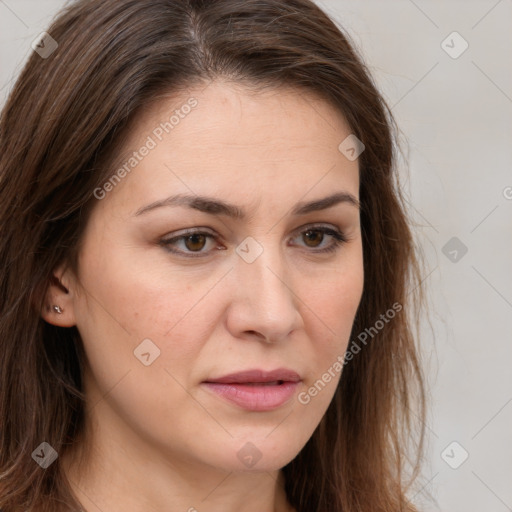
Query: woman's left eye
292,226,347,253
159,225,347,258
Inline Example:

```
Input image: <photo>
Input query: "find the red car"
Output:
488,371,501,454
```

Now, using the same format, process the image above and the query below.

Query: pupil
185,234,206,251
304,230,323,247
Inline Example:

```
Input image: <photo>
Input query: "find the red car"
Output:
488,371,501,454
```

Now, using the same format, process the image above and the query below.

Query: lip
202,368,301,412
205,368,301,384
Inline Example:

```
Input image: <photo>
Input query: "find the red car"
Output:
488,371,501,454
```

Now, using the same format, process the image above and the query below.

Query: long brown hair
0,1,426,510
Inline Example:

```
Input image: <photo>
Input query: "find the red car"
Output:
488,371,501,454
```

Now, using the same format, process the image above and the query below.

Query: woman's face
63,80,364,473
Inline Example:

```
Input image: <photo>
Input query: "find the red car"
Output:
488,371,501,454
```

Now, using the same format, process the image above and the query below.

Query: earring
52,305,63,314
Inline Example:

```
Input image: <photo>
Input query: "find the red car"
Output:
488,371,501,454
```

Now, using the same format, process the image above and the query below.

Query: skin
42,79,364,512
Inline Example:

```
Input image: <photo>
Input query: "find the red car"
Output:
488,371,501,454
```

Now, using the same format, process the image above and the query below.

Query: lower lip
202,381,300,411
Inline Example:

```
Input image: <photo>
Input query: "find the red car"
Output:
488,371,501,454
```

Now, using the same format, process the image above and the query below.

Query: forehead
99,80,360,215
121,79,353,159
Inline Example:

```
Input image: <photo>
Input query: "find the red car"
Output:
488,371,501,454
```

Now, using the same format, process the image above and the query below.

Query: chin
211,434,305,473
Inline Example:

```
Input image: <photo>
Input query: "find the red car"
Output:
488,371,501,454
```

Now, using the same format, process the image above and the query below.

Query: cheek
75,232,207,336
72,250,212,453
301,257,364,392
73,241,223,404
309,256,364,337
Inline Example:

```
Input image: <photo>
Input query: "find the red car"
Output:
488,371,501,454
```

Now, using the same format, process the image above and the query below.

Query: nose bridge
230,235,301,340
237,234,287,297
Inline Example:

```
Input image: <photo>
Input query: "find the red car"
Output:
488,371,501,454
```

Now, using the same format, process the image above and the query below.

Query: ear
40,264,77,328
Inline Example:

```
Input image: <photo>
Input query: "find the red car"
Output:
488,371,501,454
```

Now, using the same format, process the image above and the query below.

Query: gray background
1,0,511,510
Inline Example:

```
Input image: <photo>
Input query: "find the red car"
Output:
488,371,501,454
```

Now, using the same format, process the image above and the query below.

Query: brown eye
302,229,325,247
184,233,207,252
160,229,218,257
291,225,347,254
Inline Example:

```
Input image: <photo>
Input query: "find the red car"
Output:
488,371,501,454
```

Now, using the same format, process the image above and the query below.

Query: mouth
233,380,284,386
202,369,301,412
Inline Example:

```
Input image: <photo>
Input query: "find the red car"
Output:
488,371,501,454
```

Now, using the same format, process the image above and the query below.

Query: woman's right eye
160,229,222,257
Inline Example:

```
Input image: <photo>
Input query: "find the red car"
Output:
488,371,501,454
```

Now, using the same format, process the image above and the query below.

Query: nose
225,241,304,344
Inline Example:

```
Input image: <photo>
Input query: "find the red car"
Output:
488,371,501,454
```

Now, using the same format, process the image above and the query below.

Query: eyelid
290,222,342,237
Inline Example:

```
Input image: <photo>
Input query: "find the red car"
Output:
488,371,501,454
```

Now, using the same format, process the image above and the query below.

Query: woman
0,0,426,510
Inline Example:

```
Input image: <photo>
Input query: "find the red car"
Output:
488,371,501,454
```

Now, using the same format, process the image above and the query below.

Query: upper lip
204,368,301,384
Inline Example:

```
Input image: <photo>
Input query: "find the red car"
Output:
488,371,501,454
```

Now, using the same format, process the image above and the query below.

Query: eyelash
159,224,348,258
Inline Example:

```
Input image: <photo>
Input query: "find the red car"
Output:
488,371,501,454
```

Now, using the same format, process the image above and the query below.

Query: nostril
246,330,267,340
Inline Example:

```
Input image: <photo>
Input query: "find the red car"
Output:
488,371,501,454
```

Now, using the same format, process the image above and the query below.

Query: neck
61,409,295,512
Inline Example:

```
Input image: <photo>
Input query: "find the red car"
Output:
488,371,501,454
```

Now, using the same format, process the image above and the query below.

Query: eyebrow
134,191,360,218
